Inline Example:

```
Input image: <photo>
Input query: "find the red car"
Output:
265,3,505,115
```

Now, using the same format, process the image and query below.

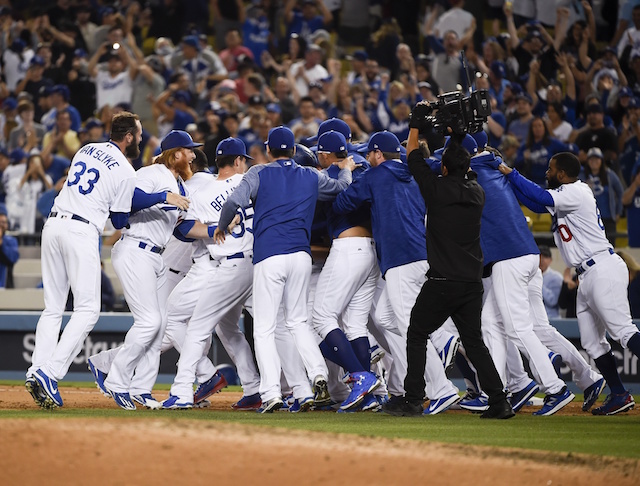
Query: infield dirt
1,385,638,486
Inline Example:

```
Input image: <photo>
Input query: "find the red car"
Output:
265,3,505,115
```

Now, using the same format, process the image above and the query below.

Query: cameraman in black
383,101,514,419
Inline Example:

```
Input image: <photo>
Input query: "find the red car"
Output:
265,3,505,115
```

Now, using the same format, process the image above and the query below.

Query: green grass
2,380,639,460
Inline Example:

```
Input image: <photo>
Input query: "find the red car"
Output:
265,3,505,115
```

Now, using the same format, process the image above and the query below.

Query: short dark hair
552,151,581,178
270,147,295,159
215,154,237,169
110,112,140,142
299,96,314,105
335,150,348,159
192,148,209,172
442,143,471,175
56,108,71,120
381,151,400,160
538,245,552,258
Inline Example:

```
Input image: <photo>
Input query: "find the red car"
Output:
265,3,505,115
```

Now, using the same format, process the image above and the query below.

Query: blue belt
138,241,164,254
49,211,90,224
576,248,614,276
227,252,245,260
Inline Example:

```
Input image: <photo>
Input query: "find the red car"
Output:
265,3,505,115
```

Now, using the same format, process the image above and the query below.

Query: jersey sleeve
548,184,583,214
110,173,137,213
317,167,352,201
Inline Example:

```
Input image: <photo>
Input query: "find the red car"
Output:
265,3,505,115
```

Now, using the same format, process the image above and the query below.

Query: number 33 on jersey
52,141,137,233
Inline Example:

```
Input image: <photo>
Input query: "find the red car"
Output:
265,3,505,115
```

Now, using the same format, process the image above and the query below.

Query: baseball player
333,131,460,415
214,126,355,413
500,152,640,415
312,130,381,411
101,130,223,410
163,137,258,408
26,112,139,409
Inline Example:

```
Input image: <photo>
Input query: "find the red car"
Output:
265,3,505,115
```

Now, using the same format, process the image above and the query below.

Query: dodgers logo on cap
266,126,295,150
216,137,254,159
161,130,203,151
317,130,347,153
367,131,401,153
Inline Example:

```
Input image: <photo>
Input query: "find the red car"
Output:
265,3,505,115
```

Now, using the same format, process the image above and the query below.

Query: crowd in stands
4,0,640,293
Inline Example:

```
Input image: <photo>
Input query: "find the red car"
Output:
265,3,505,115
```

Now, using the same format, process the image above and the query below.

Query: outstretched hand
166,192,190,210
498,163,513,175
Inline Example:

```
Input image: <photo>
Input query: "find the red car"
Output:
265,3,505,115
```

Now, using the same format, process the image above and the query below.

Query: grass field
2,380,639,460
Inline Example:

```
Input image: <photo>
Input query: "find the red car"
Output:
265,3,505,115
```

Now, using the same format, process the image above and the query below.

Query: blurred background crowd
3,0,640,308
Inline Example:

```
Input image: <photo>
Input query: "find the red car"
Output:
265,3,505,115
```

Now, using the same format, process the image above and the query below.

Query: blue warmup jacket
218,159,352,264
333,159,427,276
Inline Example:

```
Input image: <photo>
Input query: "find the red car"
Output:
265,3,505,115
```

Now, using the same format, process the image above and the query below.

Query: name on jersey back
78,144,121,170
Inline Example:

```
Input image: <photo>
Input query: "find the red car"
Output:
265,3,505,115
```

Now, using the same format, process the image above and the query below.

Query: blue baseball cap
2,97,17,110
309,118,351,143
364,131,401,154
182,35,201,51
444,134,478,155
173,90,191,104
471,130,488,149
490,60,506,79
266,102,281,114
74,48,87,58
266,126,295,150
30,55,45,67
620,86,633,98
9,148,27,164
161,130,203,151
317,131,347,153
52,84,70,101
85,118,103,130
216,137,253,159
629,97,640,109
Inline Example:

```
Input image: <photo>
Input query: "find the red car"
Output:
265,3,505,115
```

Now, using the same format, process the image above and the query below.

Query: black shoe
480,399,516,419
382,396,423,417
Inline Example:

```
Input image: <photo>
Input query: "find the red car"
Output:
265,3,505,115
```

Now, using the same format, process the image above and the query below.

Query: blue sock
594,351,625,394
350,337,371,370
319,329,365,373
627,332,640,358
456,353,480,393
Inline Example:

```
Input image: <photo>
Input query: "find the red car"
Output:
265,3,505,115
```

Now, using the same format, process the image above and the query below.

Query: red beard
172,157,193,181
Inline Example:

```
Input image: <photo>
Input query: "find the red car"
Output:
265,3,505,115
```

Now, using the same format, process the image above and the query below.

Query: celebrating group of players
24,103,640,417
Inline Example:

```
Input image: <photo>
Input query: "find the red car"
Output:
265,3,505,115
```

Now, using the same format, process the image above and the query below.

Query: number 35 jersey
184,172,253,260
52,141,137,233
547,180,612,267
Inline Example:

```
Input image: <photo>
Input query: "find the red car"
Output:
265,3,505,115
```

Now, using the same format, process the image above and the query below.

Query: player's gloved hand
409,101,433,130
166,192,190,210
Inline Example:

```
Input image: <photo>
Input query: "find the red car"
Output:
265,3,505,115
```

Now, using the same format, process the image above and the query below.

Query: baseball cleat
88,358,111,398
359,393,382,412
369,345,386,366
424,393,461,415
25,376,48,409
591,391,635,416
231,393,262,411
257,397,284,414
161,395,193,410
582,377,605,412
381,396,423,417
111,391,137,410
288,396,314,413
480,400,516,419
194,371,228,404
194,399,211,409
532,387,574,416
131,393,162,410
33,369,63,408
459,391,489,412
509,380,540,412
439,336,461,372
312,375,331,407
340,371,381,411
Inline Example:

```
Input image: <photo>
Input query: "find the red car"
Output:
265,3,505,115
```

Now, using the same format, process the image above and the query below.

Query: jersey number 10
67,161,100,195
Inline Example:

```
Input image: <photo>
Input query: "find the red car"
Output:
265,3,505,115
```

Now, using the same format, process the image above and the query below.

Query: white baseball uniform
548,181,639,357
170,172,257,401
28,141,136,381
104,163,185,394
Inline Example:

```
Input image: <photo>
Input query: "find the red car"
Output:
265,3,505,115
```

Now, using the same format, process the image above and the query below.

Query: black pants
404,278,507,405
